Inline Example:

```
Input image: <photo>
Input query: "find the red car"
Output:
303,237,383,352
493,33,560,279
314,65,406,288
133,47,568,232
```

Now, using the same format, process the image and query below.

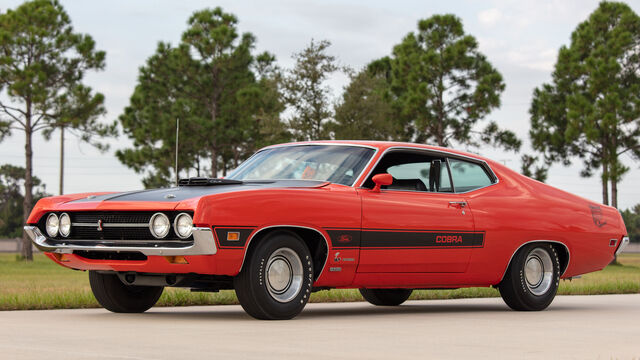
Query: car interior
362,149,495,193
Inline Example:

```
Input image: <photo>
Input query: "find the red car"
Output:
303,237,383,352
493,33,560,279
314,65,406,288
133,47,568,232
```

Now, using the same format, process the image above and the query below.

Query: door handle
448,201,467,208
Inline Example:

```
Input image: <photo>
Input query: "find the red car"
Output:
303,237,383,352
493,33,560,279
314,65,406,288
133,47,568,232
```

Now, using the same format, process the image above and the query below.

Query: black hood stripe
69,180,329,203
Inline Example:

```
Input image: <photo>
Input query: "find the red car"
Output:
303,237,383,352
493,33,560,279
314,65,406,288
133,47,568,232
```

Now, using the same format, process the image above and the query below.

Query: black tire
359,288,413,306
89,271,164,313
234,231,314,320
498,243,560,311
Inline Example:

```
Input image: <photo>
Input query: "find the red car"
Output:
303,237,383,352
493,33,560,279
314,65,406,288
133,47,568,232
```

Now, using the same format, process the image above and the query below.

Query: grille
70,226,162,241
73,211,153,224
38,211,193,241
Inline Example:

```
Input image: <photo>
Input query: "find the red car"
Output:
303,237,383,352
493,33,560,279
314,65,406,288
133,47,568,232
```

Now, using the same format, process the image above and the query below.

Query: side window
363,150,453,193
448,159,493,192
387,162,430,190
439,165,453,192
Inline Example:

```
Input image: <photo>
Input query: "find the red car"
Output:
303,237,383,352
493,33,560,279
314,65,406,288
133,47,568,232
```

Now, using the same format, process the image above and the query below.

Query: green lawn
0,253,638,310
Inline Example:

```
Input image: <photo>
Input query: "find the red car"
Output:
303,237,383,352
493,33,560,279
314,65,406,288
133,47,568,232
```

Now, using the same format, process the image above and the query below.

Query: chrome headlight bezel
59,213,71,237
173,212,194,239
149,212,171,239
45,213,60,237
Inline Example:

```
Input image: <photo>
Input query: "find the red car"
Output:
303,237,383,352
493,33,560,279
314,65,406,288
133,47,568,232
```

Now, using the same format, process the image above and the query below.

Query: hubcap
267,258,292,292
524,248,554,296
266,248,303,303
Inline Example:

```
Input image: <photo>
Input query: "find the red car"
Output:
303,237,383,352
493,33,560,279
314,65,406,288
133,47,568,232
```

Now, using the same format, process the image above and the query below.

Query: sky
1,0,640,209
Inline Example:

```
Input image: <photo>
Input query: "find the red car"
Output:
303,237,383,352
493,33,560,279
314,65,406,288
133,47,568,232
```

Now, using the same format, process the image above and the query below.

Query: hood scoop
178,177,243,186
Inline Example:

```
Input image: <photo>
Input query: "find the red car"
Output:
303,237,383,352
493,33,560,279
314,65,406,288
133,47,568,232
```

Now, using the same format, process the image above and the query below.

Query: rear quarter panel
466,161,625,285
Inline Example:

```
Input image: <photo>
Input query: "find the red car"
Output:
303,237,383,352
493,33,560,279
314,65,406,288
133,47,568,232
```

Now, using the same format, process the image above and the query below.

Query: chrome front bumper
23,226,217,256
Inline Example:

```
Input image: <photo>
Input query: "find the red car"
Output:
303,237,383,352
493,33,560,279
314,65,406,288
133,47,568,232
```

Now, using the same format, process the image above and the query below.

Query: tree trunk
211,148,217,178
436,72,446,147
59,126,64,195
611,178,618,209
601,161,609,206
209,99,218,178
610,174,619,265
22,114,34,261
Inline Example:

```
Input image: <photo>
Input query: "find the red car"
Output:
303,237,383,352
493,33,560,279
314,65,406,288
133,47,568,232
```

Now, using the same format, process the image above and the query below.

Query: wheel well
500,241,570,284
243,227,328,280
551,243,570,276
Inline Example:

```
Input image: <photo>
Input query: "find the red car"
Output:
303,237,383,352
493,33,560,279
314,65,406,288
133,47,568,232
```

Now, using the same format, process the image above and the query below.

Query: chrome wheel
266,247,303,303
524,248,554,296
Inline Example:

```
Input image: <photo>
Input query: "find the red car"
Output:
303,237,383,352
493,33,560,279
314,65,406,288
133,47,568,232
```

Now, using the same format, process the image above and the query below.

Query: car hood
67,180,330,203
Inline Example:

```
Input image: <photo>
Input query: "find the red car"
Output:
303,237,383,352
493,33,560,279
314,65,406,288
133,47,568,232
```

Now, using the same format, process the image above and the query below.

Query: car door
356,149,482,273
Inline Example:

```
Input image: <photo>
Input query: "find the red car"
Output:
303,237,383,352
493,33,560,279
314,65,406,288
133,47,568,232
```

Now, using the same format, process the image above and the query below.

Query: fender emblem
338,234,352,243
589,205,606,228
97,219,103,231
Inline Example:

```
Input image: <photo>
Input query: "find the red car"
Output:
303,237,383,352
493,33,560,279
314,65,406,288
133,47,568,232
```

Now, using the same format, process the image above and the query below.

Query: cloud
478,8,502,26
505,45,557,72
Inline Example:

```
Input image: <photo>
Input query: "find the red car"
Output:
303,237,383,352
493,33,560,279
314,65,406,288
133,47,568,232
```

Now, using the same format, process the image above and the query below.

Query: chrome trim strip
239,225,330,281
230,143,379,188
616,236,630,255
354,145,500,193
24,225,217,256
71,222,148,228
261,142,378,151
352,147,380,188
445,157,455,193
499,240,570,283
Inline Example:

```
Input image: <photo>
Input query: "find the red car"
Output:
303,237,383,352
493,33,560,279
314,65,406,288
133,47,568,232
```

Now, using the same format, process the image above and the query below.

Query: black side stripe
325,228,484,249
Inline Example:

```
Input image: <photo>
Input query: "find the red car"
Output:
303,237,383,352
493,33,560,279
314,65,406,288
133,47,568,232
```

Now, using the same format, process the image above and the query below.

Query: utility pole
175,118,179,186
59,126,64,195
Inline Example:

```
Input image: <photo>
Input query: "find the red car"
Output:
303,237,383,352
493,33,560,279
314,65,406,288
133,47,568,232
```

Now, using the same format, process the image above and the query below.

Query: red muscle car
24,141,629,319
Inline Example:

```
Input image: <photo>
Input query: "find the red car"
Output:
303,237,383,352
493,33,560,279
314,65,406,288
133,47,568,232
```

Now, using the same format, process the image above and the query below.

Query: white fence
0,238,25,253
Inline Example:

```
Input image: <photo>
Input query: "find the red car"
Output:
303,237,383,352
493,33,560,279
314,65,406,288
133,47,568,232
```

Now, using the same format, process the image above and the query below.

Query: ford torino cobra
24,141,629,319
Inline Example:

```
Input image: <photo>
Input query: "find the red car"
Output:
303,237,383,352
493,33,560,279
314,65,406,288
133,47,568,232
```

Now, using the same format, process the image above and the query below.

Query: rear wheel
359,288,413,306
89,271,163,313
234,232,314,320
499,243,560,311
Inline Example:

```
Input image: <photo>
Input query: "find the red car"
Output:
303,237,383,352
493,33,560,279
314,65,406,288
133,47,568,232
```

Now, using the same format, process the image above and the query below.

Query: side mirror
371,173,393,193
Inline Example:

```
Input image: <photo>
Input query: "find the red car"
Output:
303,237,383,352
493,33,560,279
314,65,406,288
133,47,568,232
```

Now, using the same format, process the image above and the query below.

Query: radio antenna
175,117,179,186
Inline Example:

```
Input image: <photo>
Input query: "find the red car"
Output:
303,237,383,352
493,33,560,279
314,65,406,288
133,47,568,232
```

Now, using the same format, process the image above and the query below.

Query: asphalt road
0,294,638,359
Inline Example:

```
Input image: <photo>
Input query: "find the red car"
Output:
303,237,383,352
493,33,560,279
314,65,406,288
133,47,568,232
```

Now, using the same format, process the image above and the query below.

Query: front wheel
234,232,314,320
498,243,560,311
88,271,164,313
359,288,413,306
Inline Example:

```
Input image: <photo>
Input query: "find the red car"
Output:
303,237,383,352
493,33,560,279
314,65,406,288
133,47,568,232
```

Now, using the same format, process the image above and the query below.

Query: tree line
1,0,639,260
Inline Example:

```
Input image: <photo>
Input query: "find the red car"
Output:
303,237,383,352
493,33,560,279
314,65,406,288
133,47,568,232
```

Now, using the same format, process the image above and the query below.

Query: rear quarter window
448,159,494,192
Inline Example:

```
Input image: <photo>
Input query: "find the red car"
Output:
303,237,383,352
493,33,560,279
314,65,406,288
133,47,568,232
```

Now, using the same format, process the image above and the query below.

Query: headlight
45,213,59,237
149,213,170,238
174,213,193,239
59,213,71,237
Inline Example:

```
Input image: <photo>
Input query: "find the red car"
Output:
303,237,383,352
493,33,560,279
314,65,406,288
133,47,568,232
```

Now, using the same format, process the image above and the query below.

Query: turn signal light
164,256,189,264
52,253,71,262
227,232,240,241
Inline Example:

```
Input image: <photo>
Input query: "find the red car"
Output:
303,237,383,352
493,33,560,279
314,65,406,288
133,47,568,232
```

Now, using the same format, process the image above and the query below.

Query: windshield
227,145,375,186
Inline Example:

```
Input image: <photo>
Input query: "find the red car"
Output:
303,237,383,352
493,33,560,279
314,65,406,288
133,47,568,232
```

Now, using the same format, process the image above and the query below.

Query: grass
0,253,638,310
